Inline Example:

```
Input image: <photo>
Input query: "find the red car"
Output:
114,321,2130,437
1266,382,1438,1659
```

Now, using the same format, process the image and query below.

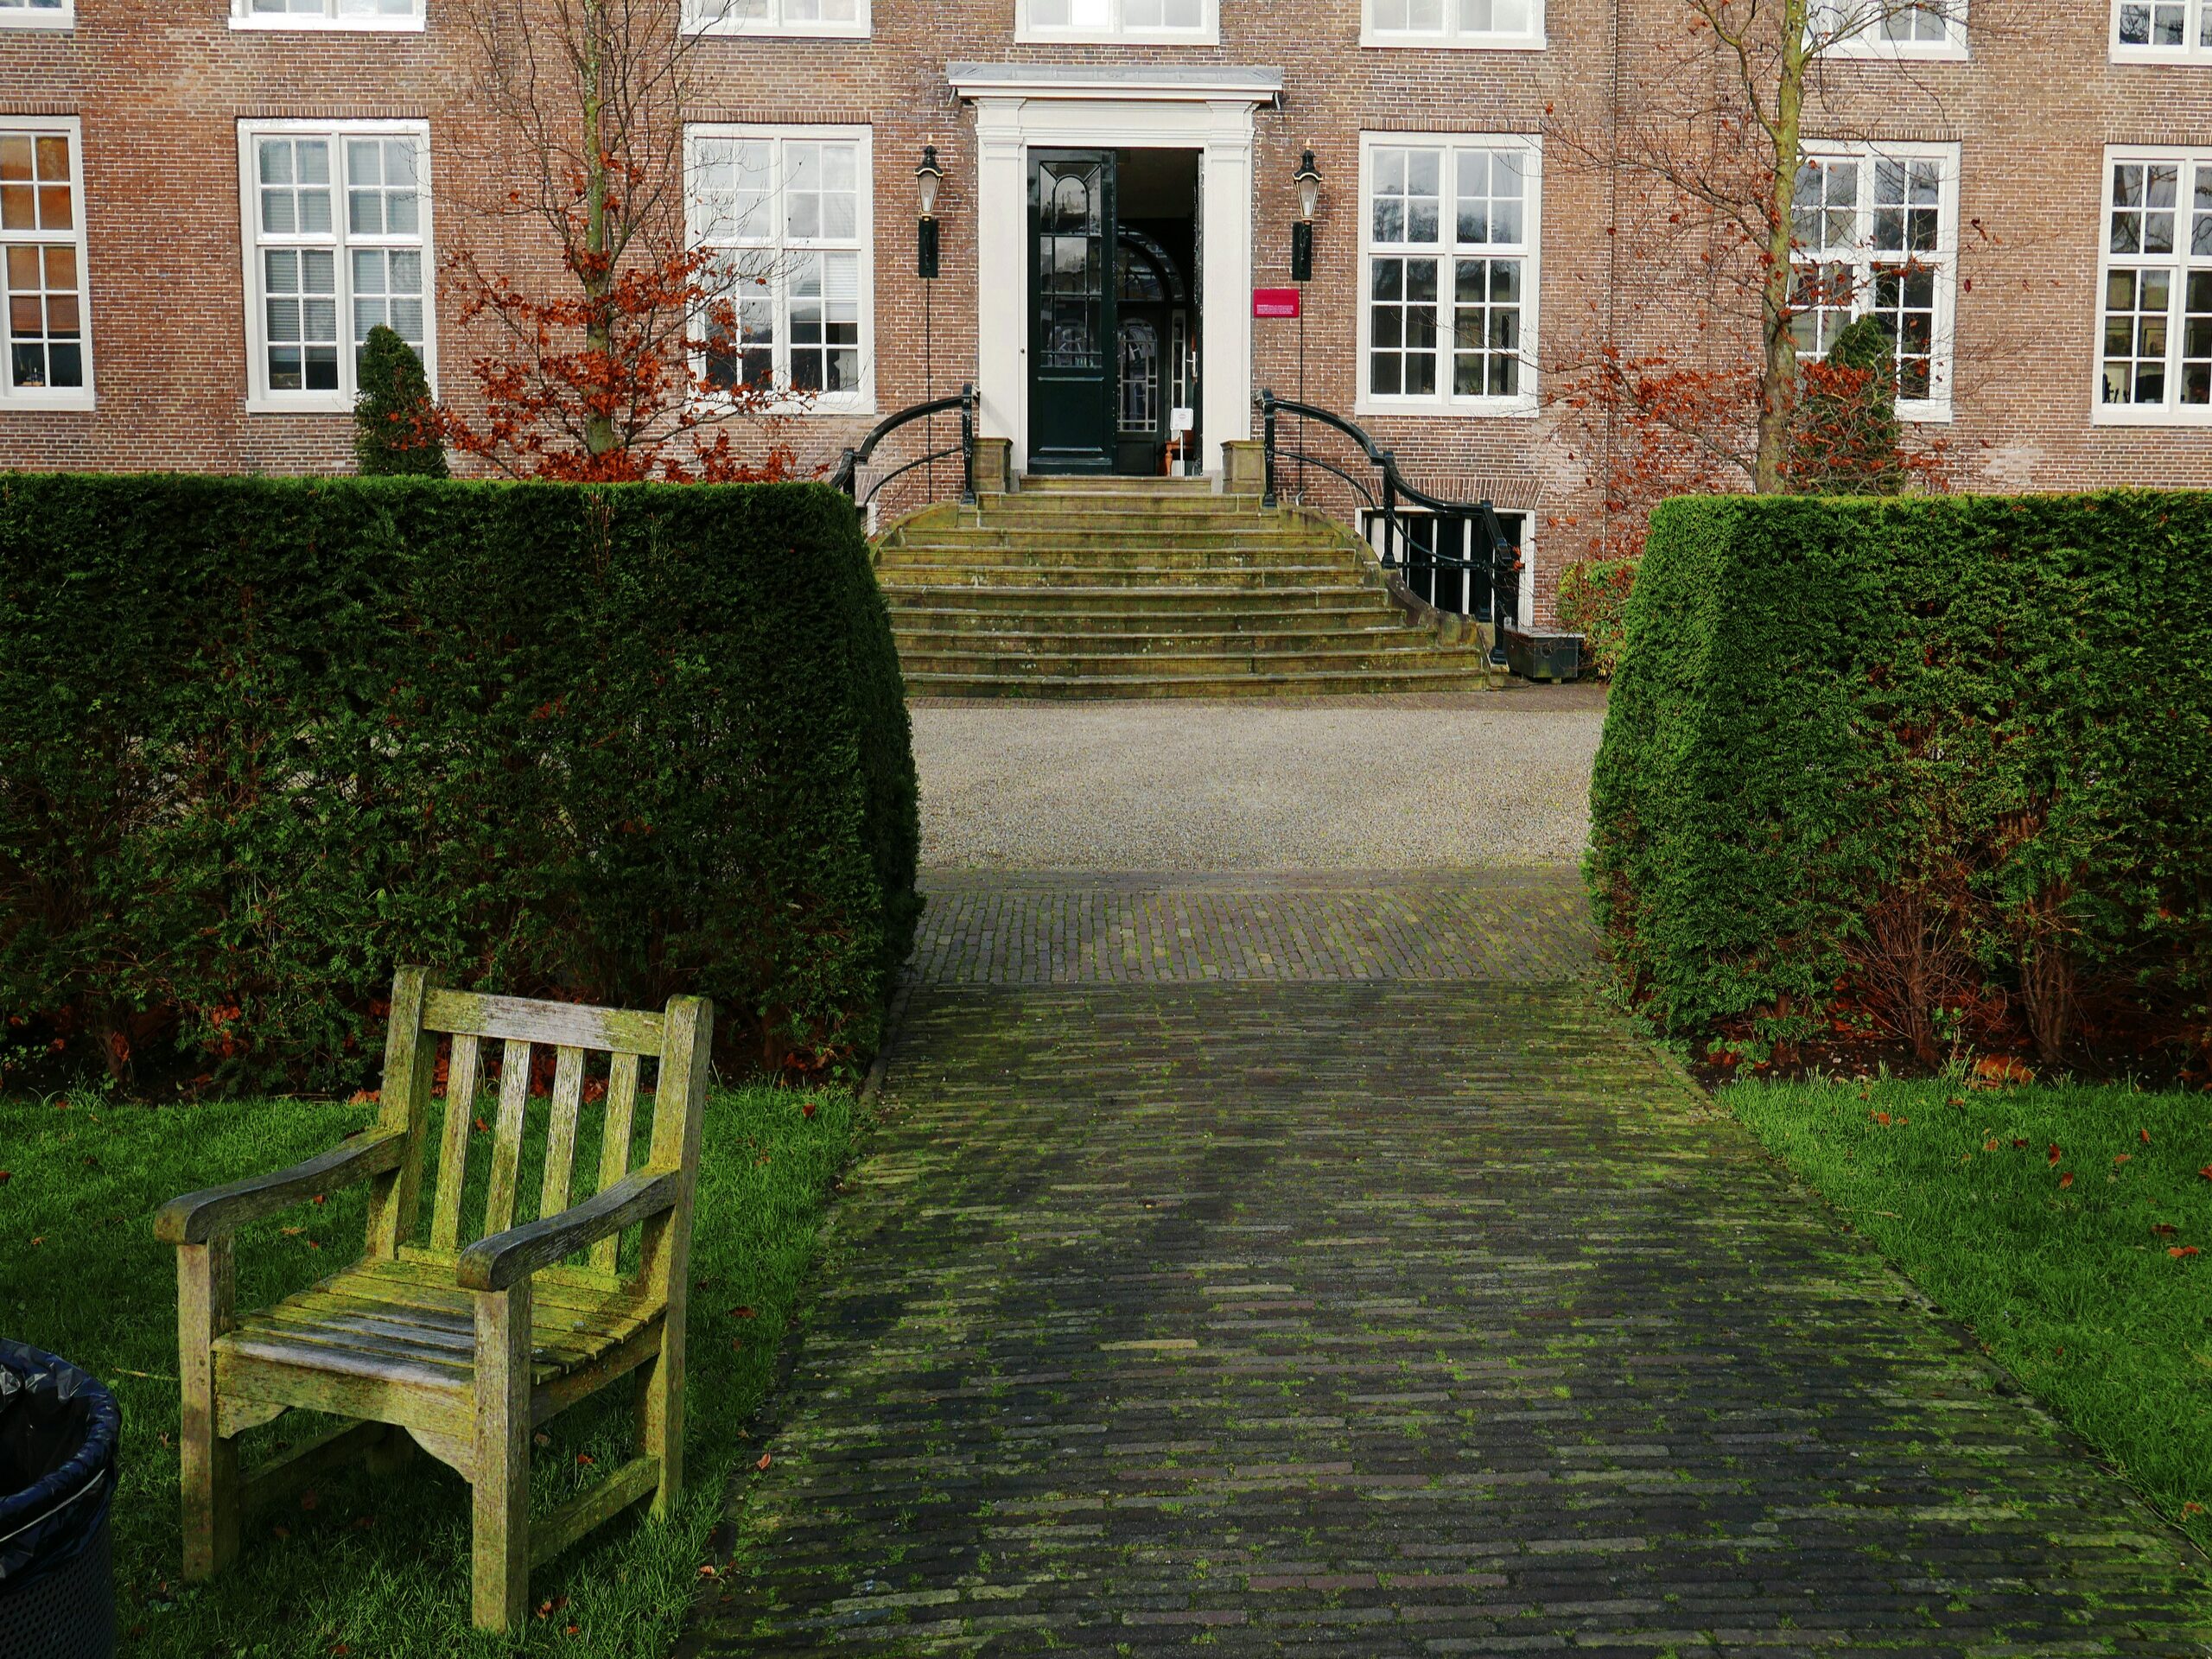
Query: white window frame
238,119,435,415
1360,0,1545,52
230,0,425,31
0,117,93,410
1791,139,1960,424
1808,0,1968,59
0,0,73,32
1356,131,1541,420
685,123,875,417
1015,0,1219,46
2093,145,2212,426
2111,0,2212,61
683,0,870,38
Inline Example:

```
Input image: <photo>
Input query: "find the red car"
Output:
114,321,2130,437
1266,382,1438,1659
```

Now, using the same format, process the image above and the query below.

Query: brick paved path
702,872,2211,1656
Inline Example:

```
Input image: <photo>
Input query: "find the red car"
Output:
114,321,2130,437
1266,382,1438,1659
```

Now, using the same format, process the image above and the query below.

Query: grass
0,1079,859,1656
1730,1072,2212,1554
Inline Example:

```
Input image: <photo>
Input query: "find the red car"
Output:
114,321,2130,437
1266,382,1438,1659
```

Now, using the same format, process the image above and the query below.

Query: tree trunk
581,0,617,461
1752,0,1810,493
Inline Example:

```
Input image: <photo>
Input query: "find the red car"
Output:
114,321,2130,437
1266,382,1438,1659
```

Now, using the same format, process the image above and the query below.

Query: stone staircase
874,476,1503,698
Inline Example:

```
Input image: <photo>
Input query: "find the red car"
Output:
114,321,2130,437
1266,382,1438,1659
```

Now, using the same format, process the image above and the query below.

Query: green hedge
0,474,918,1091
1588,491,2212,1070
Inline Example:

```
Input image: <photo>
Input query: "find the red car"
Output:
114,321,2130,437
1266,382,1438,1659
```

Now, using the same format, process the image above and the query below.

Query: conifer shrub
0,475,918,1092
1588,491,2212,1075
353,327,448,478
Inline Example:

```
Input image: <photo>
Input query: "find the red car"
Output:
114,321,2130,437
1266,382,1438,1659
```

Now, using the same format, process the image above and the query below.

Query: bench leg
639,1317,684,1518
472,1283,532,1633
178,1240,238,1579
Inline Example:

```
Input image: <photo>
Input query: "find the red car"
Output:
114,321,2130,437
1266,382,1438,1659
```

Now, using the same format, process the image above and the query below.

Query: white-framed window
231,0,424,30
238,121,434,412
684,0,869,37
1017,0,1218,45
1357,134,1540,417
1,119,92,409
2094,147,2212,423
0,0,72,32
2113,0,2212,60
1789,142,1959,422
1808,0,1967,58
687,125,874,414
1362,0,1545,51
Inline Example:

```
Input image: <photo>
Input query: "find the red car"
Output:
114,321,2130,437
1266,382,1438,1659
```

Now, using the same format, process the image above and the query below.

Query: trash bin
0,1341,120,1659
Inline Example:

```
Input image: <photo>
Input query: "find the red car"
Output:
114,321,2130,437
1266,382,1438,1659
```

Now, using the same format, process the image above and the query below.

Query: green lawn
0,1082,858,1656
1731,1074,2212,1554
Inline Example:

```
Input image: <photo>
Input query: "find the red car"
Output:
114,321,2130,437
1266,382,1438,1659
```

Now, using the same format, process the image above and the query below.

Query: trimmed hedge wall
0,474,918,1091
1589,491,2212,1070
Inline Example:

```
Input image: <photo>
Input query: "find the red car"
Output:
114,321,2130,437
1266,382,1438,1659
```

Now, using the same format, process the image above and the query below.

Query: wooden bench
155,967,714,1631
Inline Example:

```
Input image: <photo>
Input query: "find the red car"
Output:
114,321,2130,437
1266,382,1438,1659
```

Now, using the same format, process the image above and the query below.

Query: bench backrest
363,967,714,1289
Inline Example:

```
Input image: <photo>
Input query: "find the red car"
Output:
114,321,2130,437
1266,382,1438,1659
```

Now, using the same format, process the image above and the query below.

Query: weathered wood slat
482,1039,532,1238
539,1046,587,1222
531,1319,665,1428
431,1033,483,1252
217,1327,480,1389
423,988,664,1057
459,1169,680,1292
590,1052,641,1277
215,1397,285,1440
367,968,440,1260
371,1254,644,1319
156,1129,408,1245
529,1454,659,1568
275,1286,626,1370
212,1352,475,1444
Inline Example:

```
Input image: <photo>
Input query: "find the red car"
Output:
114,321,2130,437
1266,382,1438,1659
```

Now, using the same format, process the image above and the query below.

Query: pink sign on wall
1252,288,1302,320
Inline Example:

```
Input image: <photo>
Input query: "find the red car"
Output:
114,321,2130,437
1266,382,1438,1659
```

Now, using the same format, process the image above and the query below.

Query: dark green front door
1029,151,1117,474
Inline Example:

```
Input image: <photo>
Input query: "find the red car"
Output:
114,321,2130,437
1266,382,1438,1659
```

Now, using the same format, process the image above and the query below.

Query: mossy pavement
697,870,2212,1655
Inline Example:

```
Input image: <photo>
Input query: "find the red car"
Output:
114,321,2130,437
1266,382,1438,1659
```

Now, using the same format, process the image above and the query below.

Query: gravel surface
912,689,1605,871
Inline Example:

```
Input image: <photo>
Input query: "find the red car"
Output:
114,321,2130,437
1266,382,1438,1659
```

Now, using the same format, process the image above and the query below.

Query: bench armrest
456,1168,682,1292
155,1128,410,1246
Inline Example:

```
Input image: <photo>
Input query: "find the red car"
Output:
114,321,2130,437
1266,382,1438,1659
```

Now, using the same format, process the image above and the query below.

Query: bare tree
440,0,798,480
1548,0,1983,504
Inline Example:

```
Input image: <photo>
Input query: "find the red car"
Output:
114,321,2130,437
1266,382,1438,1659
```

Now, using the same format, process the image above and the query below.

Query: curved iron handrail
830,384,976,509
1260,388,1522,665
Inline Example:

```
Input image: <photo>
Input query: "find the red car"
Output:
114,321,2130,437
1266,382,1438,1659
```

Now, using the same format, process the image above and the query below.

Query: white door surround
948,63,1282,478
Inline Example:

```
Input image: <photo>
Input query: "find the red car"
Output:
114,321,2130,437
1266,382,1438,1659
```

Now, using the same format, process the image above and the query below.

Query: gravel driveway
912,687,1605,871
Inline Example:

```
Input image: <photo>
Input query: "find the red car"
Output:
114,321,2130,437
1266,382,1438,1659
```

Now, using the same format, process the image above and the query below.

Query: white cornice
946,61,1285,105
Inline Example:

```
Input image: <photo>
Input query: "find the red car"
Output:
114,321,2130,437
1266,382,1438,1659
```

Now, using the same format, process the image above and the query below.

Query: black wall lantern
1291,149,1321,284
916,144,944,280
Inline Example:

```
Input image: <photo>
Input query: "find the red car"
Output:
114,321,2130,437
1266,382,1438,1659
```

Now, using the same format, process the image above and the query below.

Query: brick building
4,0,2210,623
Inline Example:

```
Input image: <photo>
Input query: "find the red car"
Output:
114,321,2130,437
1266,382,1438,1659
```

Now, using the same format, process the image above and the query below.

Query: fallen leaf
0,1171,10,1184
534,1432,551,1447
801,1101,818,1119
299,1489,318,1511
2012,1138,2028,1150
2173,1246,2202,1259
2185,1502,2206,1516
2048,1144,2063,1166
1984,1139,1999,1152
2141,1128,2153,1145
755,1452,772,1471
346,1090,378,1105
575,1452,594,1467
2115,1154,2133,1166
729,1306,757,1319
271,1525,290,1540
2154,1223,2180,1236
474,1116,490,1134
698,1564,720,1578
2059,1173,2075,1189
28,1236,41,1248
1872,1111,1892,1126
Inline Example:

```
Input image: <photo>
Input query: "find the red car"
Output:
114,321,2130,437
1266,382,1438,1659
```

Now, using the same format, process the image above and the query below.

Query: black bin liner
0,1340,120,1659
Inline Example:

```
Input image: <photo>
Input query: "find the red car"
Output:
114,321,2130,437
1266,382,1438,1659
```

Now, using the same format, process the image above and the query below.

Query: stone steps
874,479,1500,699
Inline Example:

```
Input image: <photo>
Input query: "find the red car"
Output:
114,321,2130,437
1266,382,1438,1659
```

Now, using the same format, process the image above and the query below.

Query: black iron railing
830,384,976,512
1259,389,1521,666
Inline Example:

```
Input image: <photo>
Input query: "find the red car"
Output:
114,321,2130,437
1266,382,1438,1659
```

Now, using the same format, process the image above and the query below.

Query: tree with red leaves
439,0,799,482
